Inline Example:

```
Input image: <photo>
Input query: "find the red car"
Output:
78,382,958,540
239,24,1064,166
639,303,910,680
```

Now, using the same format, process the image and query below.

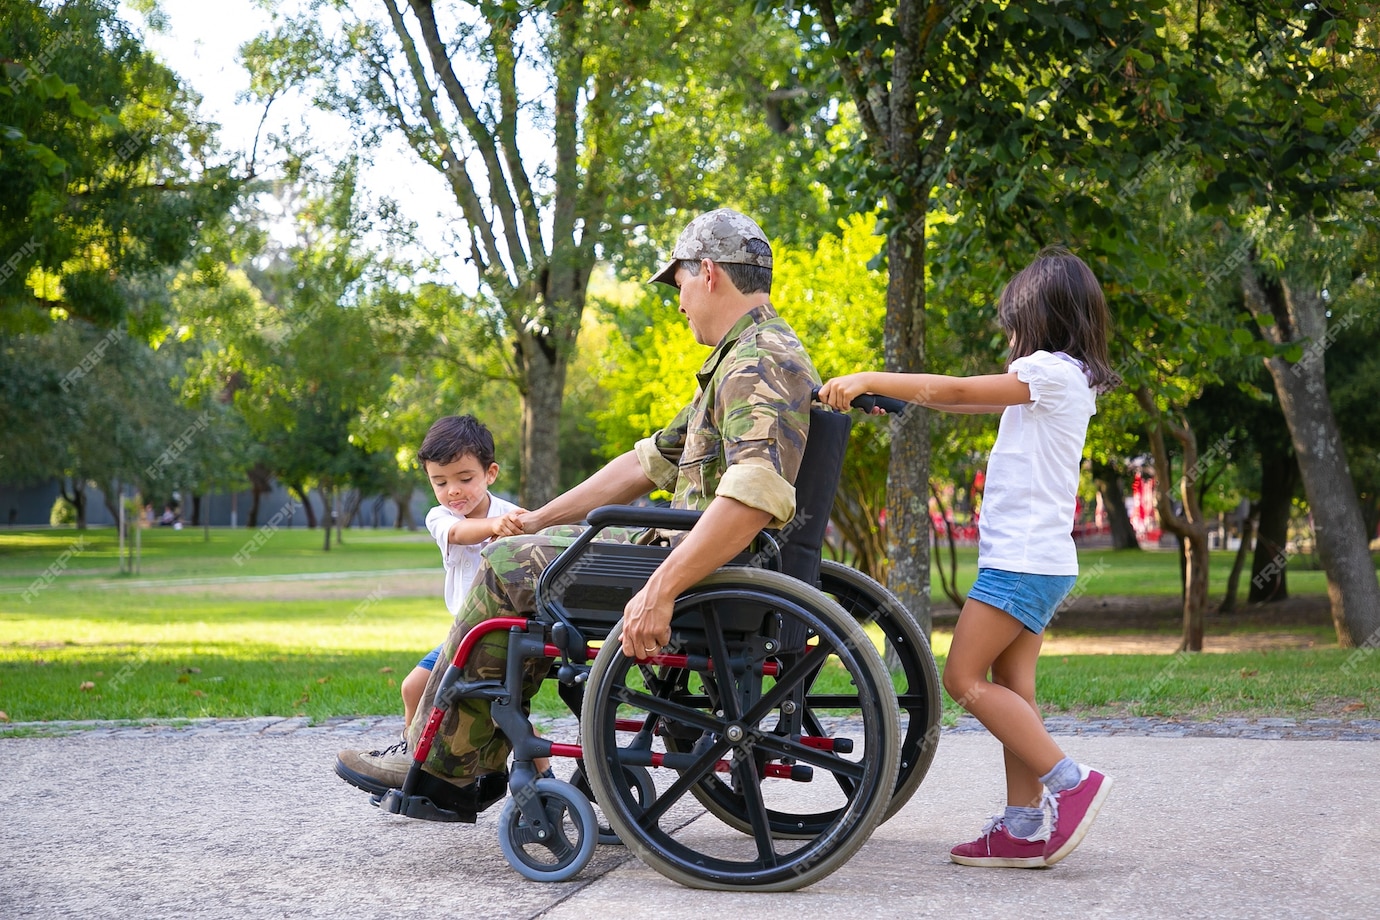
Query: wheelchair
371,396,942,891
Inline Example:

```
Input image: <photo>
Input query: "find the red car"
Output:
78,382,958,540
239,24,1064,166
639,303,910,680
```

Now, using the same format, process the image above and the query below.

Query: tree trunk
879,0,933,638
516,328,570,509
190,493,202,527
247,462,272,528
393,487,415,531
101,480,120,524
320,485,333,551
1136,387,1210,651
289,481,316,529
1220,501,1257,614
1249,447,1298,603
1241,266,1380,647
61,479,88,530
1091,458,1140,550
883,218,932,638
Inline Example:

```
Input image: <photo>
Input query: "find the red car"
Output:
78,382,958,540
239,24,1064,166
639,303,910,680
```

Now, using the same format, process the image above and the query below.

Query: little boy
401,415,525,727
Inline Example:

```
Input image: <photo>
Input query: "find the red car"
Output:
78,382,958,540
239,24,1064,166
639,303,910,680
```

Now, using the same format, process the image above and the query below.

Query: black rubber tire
581,568,899,891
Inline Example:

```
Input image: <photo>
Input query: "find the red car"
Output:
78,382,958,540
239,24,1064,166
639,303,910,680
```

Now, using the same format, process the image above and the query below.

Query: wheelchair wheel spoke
609,682,720,736
738,641,832,727
637,734,732,828
731,753,780,868
701,605,744,721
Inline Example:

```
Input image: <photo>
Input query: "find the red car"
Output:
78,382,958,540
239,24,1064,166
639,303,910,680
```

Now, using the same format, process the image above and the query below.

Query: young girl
818,246,1120,869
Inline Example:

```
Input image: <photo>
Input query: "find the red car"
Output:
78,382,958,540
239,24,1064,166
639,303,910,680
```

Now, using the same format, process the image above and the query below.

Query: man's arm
619,495,772,657
520,450,656,532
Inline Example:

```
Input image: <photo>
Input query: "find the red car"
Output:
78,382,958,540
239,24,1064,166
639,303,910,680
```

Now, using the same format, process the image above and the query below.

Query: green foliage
0,0,238,330
48,496,76,527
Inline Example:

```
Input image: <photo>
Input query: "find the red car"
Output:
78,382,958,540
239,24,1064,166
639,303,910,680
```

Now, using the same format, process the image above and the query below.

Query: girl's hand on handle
817,373,873,412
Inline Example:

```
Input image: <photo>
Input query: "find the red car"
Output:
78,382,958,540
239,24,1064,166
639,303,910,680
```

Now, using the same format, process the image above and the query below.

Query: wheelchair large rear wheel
581,568,899,891
660,561,941,838
817,559,942,822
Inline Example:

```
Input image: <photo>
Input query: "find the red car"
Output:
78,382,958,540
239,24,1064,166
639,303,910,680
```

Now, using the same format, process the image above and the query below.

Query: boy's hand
492,510,528,538
817,373,873,412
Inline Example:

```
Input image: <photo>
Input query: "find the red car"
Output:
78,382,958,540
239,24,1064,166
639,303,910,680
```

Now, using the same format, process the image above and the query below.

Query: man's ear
701,258,716,290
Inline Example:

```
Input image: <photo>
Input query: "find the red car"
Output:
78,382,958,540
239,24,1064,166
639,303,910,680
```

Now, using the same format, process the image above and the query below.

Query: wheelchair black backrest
773,405,853,587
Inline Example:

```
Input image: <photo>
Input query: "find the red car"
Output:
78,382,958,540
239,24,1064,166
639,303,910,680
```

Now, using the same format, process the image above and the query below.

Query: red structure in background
1130,472,1161,544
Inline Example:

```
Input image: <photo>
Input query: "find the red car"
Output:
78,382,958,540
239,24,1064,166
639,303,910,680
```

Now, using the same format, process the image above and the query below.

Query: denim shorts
967,568,1078,635
417,643,445,671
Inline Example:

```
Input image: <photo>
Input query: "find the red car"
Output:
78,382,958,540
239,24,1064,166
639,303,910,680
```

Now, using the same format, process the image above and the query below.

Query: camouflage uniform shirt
633,304,819,527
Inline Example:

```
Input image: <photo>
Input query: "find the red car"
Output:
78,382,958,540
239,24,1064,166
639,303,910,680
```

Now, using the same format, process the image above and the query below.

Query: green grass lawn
0,525,438,587
1,526,1373,728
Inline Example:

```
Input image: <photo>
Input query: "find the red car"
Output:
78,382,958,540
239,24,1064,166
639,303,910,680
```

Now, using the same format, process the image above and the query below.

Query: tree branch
381,0,501,285
490,10,543,263
408,0,531,275
817,0,885,145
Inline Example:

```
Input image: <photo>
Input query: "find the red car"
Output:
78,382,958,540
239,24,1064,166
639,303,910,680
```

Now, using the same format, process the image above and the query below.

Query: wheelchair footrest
371,769,509,823
373,789,477,824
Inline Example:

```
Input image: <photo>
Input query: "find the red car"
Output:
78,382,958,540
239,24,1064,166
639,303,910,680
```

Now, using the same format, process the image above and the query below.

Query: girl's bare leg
991,626,1047,807
942,598,1065,781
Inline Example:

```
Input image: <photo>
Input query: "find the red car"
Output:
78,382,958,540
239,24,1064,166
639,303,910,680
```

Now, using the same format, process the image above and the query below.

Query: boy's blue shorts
417,643,445,671
967,567,1078,635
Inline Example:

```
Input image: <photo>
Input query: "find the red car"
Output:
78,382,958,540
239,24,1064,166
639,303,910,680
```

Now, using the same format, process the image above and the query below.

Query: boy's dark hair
998,245,1121,394
417,415,496,468
678,238,773,295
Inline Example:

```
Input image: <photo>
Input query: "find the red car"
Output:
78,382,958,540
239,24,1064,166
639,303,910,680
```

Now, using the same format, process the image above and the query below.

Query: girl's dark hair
417,415,496,468
998,246,1121,393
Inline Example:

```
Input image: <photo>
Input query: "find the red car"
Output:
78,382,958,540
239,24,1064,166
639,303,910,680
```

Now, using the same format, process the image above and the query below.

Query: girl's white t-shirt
977,351,1096,576
424,493,521,615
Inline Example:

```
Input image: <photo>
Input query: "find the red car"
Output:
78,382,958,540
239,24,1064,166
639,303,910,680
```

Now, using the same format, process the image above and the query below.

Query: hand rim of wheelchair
496,777,598,882
579,568,901,892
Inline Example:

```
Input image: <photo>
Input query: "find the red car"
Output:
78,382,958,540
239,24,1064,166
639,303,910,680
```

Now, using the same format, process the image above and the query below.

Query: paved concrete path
3,717,1375,919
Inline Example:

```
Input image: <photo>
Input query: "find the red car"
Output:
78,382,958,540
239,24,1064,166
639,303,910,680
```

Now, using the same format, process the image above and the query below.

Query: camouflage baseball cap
649,208,773,286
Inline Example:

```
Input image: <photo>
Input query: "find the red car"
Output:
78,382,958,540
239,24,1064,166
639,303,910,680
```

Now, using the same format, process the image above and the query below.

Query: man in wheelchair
335,208,821,811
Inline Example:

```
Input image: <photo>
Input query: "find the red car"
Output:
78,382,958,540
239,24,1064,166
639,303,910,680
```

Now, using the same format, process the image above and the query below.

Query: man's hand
516,508,546,534
620,584,674,659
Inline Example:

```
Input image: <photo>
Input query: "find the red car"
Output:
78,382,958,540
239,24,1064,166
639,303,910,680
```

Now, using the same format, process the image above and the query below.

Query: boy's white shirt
977,350,1096,577
424,493,522,615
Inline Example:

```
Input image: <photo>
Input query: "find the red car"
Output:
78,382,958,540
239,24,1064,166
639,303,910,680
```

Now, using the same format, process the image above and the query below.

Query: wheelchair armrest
585,504,704,532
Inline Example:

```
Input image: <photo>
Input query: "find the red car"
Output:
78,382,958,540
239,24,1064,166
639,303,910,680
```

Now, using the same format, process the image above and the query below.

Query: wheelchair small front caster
497,778,597,882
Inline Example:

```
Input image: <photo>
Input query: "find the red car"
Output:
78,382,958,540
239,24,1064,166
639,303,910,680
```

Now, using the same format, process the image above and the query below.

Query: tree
243,0,836,506
1184,2,1380,646
805,0,1197,633
0,0,236,330
178,160,409,542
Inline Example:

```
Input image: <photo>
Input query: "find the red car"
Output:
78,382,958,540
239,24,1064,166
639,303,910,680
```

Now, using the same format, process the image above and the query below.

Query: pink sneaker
950,817,1048,868
1043,767,1112,865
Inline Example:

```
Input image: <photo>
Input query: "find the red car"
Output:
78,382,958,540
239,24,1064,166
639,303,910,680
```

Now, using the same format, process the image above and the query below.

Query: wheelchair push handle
811,385,908,417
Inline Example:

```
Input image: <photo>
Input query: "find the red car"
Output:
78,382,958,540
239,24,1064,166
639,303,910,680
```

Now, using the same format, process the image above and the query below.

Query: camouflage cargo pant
406,525,635,780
